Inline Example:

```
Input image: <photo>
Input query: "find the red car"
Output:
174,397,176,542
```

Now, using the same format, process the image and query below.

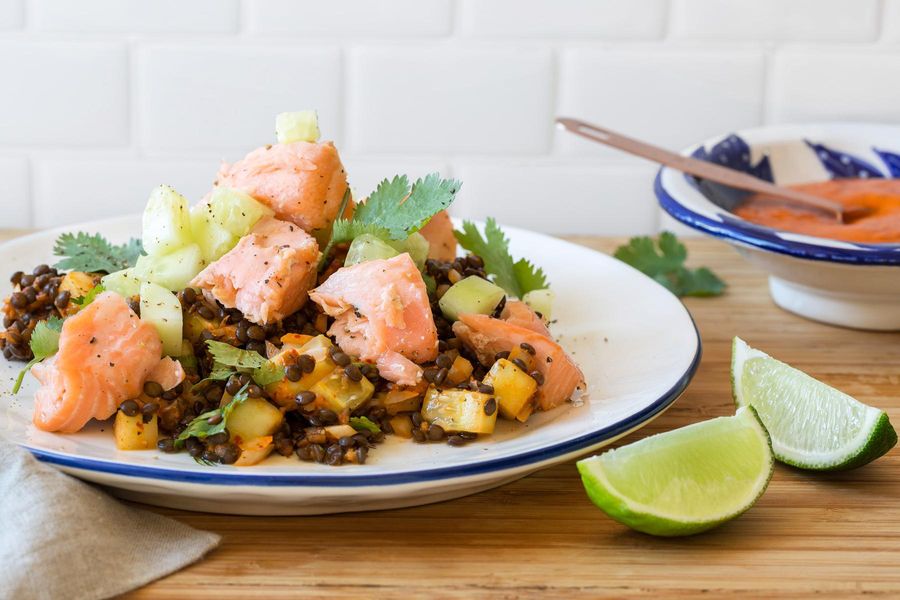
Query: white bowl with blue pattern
656,123,900,331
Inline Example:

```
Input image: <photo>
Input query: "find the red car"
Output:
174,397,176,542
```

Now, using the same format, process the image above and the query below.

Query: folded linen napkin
0,443,220,600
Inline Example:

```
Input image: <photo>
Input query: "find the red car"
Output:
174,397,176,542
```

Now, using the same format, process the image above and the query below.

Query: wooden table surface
4,231,899,598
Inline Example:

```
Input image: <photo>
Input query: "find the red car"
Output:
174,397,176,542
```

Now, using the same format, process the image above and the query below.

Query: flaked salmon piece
192,217,320,325
419,210,457,261
32,292,162,433
376,351,423,387
501,300,551,337
214,141,348,233
453,314,584,411
146,356,185,391
309,254,438,373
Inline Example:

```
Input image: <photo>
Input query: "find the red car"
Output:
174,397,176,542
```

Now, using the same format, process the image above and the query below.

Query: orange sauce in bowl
733,179,900,244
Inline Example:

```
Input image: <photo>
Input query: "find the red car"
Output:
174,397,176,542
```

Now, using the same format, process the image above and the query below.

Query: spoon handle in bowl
556,117,848,222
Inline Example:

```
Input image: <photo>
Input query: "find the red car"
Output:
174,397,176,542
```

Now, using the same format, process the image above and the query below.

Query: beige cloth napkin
0,443,220,600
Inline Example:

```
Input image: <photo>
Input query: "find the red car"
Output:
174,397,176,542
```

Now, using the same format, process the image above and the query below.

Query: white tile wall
348,45,554,154
670,0,880,41
0,42,128,146
454,161,660,235
459,0,666,39
0,157,30,227
0,0,897,235
246,0,452,37
136,44,342,153
32,0,239,33
34,158,222,228
0,0,22,30
770,50,900,123
556,49,765,157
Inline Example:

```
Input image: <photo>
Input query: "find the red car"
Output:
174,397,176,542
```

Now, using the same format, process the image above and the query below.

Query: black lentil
119,400,139,417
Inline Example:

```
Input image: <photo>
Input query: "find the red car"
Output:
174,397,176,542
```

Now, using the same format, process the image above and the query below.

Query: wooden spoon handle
556,117,847,221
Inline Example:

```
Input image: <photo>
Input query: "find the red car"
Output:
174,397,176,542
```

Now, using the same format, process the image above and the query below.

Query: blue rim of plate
655,170,900,266
24,316,701,487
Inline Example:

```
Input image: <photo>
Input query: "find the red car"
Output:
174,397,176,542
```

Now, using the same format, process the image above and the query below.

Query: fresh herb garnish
205,340,284,386
350,416,381,434
53,232,143,274
455,218,548,298
72,283,106,307
614,232,726,297
174,383,250,450
12,317,64,394
320,173,461,269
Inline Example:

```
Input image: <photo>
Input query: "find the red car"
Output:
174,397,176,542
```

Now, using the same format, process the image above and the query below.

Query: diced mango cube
484,358,538,421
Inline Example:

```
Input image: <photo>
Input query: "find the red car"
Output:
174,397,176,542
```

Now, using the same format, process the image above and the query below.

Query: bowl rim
655,122,900,266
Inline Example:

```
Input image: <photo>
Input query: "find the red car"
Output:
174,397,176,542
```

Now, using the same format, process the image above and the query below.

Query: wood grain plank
2,230,898,598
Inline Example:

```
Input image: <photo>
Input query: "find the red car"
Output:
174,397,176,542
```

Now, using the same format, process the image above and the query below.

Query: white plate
0,216,700,515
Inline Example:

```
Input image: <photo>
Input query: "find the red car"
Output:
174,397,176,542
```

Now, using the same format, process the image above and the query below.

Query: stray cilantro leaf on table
614,232,725,298
53,232,143,274
455,218,548,298
12,316,64,394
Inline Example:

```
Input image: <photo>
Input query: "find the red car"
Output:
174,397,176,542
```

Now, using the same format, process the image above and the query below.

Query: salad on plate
0,111,585,468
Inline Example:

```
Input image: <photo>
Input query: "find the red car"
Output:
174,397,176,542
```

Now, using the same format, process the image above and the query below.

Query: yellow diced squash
226,398,284,444
114,411,159,450
483,358,538,421
421,386,497,434
311,369,374,414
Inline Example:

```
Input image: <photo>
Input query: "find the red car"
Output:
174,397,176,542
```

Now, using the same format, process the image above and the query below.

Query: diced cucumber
190,203,239,263
345,234,400,266
275,110,320,144
134,244,204,291
142,185,192,256
522,288,554,320
140,281,183,356
439,276,506,321
100,268,142,298
390,232,429,270
207,187,274,237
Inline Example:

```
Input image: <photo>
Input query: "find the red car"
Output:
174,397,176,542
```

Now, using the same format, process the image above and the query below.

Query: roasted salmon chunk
453,314,584,411
31,292,162,433
309,253,438,384
191,217,320,325
214,141,348,233
418,210,457,261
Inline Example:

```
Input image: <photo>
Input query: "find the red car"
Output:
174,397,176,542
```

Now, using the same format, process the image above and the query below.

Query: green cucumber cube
438,276,506,321
142,185,192,256
275,110,320,144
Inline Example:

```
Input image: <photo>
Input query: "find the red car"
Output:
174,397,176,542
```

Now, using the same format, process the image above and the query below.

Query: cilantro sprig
350,416,381,434
614,232,725,297
53,232,143,274
12,316,64,394
320,173,461,269
174,383,250,451
205,340,284,386
72,283,106,307
455,218,548,298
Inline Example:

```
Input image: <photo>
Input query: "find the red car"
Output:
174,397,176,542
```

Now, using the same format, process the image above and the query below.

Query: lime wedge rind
731,337,897,471
577,407,774,537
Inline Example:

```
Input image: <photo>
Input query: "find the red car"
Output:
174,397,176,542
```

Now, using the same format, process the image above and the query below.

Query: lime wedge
732,337,897,471
577,407,773,536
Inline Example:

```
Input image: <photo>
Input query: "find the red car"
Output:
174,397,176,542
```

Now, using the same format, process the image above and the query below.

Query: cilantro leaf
53,232,143,273
354,173,460,240
72,283,105,307
204,340,284,386
319,174,461,270
350,416,381,434
174,383,250,450
12,317,64,394
454,218,548,298
614,232,726,298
